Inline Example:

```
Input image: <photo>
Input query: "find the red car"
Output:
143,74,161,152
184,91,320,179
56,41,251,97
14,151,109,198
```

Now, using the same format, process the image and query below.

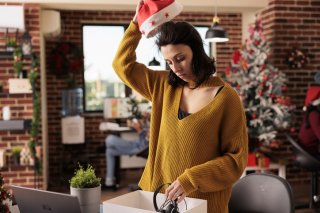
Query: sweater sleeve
112,21,166,101
178,87,248,194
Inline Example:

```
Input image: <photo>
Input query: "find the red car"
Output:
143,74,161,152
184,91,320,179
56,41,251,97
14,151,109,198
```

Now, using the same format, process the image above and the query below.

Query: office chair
285,133,320,210
136,146,149,159
229,173,294,213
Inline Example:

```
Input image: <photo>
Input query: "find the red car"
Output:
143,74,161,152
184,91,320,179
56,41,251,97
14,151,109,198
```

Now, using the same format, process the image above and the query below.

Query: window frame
81,23,130,113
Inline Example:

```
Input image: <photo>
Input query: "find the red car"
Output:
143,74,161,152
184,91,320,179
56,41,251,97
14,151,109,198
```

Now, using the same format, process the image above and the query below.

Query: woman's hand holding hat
133,0,144,24
133,0,183,38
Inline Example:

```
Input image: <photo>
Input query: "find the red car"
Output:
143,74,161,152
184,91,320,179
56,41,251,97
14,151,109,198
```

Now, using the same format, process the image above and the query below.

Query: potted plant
69,163,101,213
13,47,23,78
5,36,17,52
11,146,22,165
127,95,150,120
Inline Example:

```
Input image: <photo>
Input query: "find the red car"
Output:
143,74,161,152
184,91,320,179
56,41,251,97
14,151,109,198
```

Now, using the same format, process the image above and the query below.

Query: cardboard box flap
103,190,207,213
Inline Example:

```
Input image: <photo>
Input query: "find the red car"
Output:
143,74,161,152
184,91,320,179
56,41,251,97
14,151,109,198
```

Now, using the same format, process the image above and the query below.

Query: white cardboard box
103,190,207,213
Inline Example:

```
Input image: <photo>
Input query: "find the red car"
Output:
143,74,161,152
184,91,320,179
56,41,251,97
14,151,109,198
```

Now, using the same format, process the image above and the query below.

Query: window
82,24,210,112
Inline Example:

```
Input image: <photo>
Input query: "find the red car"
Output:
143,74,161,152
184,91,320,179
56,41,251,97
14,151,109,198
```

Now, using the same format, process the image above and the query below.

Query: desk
242,163,286,179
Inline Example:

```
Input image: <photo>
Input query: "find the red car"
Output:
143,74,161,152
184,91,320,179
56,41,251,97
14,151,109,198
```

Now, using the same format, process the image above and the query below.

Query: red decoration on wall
50,42,83,76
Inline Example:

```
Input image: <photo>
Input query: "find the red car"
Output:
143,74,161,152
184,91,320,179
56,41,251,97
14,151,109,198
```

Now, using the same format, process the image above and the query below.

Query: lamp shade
0,5,25,32
205,22,229,43
21,32,32,56
148,57,160,66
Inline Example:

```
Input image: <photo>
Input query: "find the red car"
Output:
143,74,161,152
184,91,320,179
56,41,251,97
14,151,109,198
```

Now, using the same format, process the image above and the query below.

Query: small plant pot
6,46,15,52
13,156,20,166
70,185,101,213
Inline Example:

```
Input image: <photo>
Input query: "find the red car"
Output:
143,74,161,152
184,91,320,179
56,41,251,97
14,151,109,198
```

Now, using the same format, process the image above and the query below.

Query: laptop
11,185,82,213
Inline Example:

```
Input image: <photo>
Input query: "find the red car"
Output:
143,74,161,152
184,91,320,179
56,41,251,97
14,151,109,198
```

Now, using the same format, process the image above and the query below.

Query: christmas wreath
50,42,83,76
286,48,308,69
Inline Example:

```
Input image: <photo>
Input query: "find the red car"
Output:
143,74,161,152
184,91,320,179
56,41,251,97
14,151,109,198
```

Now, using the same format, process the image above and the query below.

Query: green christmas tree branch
28,53,42,176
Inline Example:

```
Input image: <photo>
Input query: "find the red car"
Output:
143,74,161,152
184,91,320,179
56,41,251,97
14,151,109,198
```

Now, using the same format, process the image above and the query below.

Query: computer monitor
103,97,130,119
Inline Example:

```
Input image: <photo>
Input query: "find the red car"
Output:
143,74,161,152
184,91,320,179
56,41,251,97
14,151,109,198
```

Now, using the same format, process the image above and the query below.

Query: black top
178,108,191,120
178,86,224,120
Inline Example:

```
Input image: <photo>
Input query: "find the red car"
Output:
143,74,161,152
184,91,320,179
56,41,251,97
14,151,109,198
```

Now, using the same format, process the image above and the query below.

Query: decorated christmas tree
223,17,294,150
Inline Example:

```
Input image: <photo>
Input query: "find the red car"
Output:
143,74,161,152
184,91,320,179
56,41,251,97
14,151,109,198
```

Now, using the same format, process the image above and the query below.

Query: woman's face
160,44,195,82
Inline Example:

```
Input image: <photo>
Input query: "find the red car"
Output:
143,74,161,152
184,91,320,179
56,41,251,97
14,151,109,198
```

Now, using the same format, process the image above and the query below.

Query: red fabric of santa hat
305,86,320,106
137,0,183,38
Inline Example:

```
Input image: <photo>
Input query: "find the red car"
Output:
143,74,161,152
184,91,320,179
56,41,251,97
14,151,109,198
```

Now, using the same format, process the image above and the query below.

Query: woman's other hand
165,180,187,203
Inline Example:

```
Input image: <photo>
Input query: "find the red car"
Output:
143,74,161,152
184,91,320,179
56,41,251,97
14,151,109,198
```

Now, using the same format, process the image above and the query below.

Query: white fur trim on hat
140,1,183,38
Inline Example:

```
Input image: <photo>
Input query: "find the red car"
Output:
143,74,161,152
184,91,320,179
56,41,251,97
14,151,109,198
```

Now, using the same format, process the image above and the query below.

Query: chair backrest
229,173,294,213
285,133,320,171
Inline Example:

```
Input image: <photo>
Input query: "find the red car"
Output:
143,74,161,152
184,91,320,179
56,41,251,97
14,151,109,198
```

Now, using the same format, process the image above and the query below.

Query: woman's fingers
165,180,186,203
177,193,186,204
133,0,144,23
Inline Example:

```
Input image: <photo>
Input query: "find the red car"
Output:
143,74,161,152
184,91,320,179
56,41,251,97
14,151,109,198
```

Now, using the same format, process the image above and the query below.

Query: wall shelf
0,51,13,59
0,120,31,131
0,51,32,59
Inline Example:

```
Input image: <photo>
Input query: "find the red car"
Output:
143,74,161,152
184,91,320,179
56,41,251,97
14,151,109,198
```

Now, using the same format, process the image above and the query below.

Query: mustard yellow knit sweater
112,22,248,213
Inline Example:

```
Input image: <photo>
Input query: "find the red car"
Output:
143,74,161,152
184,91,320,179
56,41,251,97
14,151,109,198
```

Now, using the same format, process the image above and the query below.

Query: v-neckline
175,77,225,120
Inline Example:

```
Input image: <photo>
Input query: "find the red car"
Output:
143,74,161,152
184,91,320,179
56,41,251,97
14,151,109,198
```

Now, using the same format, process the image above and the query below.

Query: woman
112,2,248,212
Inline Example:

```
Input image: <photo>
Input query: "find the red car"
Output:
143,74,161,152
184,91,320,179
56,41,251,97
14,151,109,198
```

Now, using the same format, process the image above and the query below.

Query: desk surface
243,163,286,179
245,163,285,170
99,122,131,132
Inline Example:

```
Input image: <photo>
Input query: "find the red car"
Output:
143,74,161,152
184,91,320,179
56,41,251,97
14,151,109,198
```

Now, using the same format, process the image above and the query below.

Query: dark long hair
156,21,215,88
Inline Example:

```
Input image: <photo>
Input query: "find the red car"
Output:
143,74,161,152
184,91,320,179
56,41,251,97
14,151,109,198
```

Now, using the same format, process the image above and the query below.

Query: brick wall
0,3,43,188
46,2,320,189
261,0,320,184
1,0,318,190
45,10,241,189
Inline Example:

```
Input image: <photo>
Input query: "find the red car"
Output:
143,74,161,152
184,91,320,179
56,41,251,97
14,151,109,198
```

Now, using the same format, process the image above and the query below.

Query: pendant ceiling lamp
205,2,229,43
148,57,160,66
148,57,163,70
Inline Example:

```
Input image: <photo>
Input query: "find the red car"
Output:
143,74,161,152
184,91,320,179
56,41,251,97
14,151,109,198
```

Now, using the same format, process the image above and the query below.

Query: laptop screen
11,185,81,213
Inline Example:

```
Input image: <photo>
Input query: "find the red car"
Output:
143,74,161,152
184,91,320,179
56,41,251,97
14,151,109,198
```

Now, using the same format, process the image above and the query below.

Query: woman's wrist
132,15,138,25
132,13,137,22
133,0,143,25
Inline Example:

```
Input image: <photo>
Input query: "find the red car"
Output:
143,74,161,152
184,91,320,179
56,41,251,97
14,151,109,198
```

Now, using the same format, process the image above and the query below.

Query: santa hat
305,86,320,107
137,0,183,38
